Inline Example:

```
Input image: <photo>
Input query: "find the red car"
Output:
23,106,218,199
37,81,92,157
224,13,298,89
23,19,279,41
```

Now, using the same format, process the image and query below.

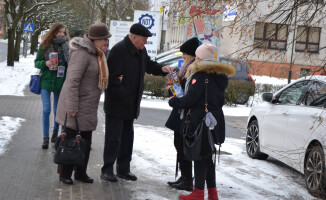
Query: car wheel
304,145,326,198
246,120,268,160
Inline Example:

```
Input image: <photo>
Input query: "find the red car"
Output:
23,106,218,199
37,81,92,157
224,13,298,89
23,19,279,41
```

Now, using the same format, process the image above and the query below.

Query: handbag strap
63,113,80,136
205,77,208,113
186,76,209,117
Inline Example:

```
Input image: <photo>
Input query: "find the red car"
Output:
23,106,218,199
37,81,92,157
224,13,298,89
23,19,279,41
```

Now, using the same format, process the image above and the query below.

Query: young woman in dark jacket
165,37,199,191
169,43,235,200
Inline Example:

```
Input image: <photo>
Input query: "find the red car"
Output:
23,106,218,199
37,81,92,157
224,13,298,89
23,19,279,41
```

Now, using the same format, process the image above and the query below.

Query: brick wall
248,60,325,79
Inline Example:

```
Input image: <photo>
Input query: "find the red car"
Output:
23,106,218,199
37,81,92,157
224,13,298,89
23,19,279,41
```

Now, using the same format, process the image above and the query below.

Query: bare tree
97,0,150,24
169,0,326,80
4,0,59,66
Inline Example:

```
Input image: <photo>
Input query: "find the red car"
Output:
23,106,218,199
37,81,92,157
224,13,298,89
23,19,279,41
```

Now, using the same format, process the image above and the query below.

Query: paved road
0,42,7,62
135,108,247,140
0,86,313,200
0,87,248,200
0,42,28,63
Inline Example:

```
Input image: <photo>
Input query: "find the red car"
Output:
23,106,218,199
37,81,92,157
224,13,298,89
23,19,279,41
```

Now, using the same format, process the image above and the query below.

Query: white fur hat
195,43,217,60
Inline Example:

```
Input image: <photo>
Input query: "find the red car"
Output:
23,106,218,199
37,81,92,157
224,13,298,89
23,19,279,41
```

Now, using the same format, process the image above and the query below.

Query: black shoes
59,176,73,185
74,173,94,183
100,171,137,182
51,130,58,143
100,173,118,182
42,137,49,149
168,176,184,186
170,178,193,192
117,172,137,181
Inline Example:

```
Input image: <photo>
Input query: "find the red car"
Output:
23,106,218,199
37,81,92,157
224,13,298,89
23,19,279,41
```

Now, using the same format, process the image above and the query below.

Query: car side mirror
262,92,273,102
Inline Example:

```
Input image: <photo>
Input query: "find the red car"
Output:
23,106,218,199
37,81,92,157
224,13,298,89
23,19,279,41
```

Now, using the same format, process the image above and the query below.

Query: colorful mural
185,5,223,46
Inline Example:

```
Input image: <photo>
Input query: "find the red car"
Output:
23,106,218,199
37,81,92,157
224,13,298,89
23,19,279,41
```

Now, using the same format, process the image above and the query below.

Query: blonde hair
183,54,195,64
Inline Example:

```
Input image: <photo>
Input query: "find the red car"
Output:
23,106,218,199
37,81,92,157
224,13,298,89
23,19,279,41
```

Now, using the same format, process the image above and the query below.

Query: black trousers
194,156,216,190
174,131,192,179
101,116,134,174
57,128,92,178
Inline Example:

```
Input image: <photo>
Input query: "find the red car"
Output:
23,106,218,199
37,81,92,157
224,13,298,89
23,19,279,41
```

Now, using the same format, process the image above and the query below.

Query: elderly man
101,23,173,182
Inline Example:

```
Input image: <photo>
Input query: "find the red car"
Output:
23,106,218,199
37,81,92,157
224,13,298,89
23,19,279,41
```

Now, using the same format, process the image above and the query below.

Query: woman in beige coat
55,23,111,185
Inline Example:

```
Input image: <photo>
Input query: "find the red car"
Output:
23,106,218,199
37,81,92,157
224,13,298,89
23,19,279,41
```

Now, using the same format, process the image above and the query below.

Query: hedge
143,73,285,105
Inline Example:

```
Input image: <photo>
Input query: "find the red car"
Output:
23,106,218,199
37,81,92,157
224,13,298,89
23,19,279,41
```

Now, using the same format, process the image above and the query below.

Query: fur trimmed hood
186,58,236,78
69,34,97,57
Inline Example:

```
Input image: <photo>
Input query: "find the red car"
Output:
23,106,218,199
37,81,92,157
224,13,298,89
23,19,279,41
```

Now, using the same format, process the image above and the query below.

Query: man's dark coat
104,36,165,119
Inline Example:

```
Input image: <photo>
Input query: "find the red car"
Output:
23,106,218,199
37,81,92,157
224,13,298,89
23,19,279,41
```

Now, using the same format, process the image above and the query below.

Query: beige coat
56,35,101,131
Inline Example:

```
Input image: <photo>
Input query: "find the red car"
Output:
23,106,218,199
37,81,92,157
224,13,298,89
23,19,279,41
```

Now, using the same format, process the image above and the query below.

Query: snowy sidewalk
0,55,316,199
0,91,315,200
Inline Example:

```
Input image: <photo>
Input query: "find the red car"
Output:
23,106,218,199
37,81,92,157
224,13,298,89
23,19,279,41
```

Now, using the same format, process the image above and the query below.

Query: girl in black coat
169,43,235,200
165,37,199,191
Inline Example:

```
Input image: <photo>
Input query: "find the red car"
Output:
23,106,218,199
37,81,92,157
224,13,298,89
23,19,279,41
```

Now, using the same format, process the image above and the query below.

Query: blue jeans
41,89,60,137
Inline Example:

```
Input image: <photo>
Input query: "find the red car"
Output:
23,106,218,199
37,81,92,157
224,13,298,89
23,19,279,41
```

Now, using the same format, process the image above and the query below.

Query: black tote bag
181,77,215,161
182,117,206,161
54,114,85,167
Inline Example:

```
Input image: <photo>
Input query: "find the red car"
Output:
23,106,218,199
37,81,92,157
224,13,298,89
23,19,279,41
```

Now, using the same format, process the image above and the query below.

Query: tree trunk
30,32,39,55
7,29,16,66
101,13,106,24
14,31,23,61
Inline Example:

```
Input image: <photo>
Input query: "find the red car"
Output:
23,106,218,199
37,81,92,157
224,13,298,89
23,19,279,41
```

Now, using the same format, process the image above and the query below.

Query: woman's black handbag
54,114,85,167
182,116,206,161
182,77,216,161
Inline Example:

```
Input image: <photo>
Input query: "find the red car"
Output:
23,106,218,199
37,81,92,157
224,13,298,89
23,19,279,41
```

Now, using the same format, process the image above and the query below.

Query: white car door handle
311,114,318,119
282,112,288,116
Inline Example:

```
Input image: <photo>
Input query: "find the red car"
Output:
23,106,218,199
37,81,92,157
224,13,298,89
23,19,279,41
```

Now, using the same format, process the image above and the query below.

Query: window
302,0,324,4
295,26,321,53
302,81,326,107
254,22,288,50
277,80,310,105
300,68,311,77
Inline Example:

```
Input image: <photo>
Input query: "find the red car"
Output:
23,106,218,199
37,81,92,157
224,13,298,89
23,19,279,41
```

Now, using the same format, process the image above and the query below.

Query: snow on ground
0,39,8,43
252,75,289,85
0,55,316,199
126,124,313,200
0,117,25,155
0,55,38,96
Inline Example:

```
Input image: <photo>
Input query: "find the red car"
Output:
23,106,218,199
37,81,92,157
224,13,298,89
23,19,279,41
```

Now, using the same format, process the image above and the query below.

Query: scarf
44,37,69,61
96,48,109,89
178,57,195,80
180,72,194,119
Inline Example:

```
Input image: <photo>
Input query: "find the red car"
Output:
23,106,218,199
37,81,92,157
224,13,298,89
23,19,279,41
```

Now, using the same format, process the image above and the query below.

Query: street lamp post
160,5,165,52
288,0,298,84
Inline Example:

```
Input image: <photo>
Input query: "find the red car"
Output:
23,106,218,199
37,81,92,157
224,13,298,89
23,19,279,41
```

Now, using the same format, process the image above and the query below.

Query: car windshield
154,49,180,61
277,80,310,105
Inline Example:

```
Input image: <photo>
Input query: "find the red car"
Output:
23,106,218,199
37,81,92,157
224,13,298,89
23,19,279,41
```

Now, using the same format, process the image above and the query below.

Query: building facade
165,1,326,79
151,0,169,52
234,0,326,79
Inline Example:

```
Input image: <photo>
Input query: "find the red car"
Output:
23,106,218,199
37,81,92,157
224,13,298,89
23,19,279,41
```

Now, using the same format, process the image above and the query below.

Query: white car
246,75,326,197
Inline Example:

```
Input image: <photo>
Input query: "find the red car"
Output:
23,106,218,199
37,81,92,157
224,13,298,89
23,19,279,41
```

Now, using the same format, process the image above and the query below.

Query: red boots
178,188,204,200
178,187,219,200
208,187,219,200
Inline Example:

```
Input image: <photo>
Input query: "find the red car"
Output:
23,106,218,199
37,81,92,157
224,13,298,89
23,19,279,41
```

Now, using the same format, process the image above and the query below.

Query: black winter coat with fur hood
169,59,235,146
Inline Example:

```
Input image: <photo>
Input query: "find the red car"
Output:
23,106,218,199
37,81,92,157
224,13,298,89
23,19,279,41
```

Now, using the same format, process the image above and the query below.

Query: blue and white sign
109,20,133,50
24,23,34,32
134,10,161,57
138,14,155,29
178,60,184,68
223,6,237,21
